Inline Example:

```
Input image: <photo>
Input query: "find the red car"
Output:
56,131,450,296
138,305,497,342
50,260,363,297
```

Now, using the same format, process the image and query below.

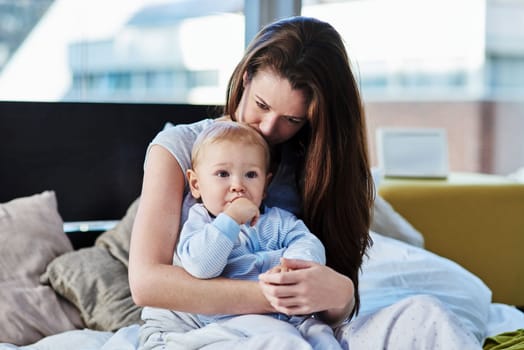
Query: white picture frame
376,127,449,178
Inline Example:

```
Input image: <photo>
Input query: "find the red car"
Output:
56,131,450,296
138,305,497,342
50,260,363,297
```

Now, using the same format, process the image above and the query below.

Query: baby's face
189,140,269,216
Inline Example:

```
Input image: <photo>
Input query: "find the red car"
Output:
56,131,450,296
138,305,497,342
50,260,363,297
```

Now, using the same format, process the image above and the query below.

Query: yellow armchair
378,172,524,307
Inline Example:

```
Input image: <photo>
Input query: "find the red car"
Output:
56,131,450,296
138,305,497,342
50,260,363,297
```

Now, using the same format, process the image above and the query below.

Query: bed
1,101,523,349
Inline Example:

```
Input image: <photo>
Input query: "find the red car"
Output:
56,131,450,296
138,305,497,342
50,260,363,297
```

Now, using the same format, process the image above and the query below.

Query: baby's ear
263,173,273,199
187,169,201,199
266,172,273,185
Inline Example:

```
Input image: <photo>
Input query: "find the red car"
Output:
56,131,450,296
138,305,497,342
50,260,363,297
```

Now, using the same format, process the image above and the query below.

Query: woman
130,16,480,349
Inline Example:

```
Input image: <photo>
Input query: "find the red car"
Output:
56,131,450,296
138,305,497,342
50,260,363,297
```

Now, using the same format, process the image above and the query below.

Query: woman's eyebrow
255,94,305,120
255,94,269,107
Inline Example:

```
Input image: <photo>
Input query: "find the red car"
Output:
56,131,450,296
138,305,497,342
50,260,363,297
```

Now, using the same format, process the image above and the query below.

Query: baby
177,120,326,324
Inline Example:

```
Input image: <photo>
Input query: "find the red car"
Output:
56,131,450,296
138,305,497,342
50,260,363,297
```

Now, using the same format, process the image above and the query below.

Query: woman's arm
128,145,273,314
258,259,355,327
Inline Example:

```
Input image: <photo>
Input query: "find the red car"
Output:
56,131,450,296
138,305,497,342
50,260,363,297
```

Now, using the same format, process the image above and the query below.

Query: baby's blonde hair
191,121,271,171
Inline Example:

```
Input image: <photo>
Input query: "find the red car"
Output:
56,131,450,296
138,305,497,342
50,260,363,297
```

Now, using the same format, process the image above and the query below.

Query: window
1,0,523,103
303,0,524,101
0,0,244,104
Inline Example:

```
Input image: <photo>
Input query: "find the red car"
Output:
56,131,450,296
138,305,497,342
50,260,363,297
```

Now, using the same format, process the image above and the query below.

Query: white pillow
359,232,492,342
370,195,425,247
370,167,424,247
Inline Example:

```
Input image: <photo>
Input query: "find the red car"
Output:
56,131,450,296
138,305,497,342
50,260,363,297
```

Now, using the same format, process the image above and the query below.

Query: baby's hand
224,197,260,226
265,258,294,274
265,265,284,274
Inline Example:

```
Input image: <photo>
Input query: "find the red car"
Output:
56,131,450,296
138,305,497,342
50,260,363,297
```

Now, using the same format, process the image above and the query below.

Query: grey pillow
42,198,142,331
43,246,142,331
0,191,83,345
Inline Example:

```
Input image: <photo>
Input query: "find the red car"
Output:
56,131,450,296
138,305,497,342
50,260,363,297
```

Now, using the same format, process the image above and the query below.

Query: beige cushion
0,191,83,345
95,198,139,267
42,198,142,331
43,247,142,331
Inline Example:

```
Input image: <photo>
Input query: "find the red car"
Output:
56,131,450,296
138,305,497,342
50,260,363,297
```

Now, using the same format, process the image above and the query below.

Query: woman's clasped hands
258,257,355,326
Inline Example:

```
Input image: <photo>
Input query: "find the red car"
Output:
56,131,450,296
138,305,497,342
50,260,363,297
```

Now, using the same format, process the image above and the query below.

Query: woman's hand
258,258,355,327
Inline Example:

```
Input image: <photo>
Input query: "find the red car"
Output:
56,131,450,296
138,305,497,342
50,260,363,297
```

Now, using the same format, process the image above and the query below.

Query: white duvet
2,233,524,350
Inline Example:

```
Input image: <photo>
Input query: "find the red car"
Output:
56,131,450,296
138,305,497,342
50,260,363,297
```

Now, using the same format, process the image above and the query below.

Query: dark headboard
0,101,221,222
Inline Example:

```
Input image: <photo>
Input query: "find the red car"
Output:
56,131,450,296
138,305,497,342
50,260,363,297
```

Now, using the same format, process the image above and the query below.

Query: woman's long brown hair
224,16,374,318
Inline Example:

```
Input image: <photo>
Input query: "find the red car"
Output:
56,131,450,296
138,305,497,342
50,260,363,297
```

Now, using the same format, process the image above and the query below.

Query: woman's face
235,68,308,145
